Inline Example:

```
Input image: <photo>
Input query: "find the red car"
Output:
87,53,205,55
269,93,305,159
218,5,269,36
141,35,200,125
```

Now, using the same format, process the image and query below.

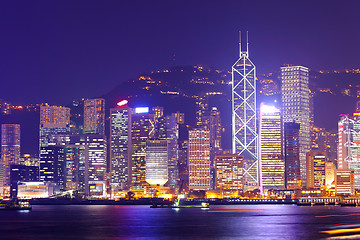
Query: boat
172,201,209,208
0,199,32,210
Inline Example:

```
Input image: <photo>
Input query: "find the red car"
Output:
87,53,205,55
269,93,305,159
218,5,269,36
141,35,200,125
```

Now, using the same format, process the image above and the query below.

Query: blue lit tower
232,31,258,189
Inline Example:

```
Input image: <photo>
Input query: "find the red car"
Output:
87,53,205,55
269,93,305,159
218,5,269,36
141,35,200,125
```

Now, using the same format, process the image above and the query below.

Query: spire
239,30,241,57
246,31,249,56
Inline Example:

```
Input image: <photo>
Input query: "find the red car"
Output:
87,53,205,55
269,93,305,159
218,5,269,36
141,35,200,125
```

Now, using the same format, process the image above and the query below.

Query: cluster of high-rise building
1,35,360,200
229,34,359,198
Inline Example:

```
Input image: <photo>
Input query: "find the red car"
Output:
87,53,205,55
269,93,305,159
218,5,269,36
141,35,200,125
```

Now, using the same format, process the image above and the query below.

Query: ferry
0,199,32,210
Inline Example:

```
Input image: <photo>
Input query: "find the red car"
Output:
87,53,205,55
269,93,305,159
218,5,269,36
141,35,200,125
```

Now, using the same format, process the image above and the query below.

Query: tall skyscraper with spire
232,31,258,190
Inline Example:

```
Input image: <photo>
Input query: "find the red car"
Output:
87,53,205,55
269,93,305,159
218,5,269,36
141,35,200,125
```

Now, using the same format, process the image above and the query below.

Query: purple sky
1,0,360,105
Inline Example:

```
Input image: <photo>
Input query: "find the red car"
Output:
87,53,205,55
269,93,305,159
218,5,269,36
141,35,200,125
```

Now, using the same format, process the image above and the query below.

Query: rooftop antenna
246,31,249,56
239,30,241,57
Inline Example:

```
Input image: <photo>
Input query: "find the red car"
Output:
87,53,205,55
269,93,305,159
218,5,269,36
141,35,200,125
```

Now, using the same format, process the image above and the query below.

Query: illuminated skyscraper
325,161,336,188
39,105,70,148
165,114,179,188
84,98,105,135
335,169,355,196
81,135,107,197
259,104,284,190
145,140,168,186
215,154,244,191
131,107,155,189
110,105,132,190
1,124,21,195
338,114,360,189
284,122,301,189
188,129,210,190
64,145,85,191
306,152,326,189
232,32,258,189
209,107,222,155
209,107,222,188
281,66,310,186
52,134,107,197
178,141,188,187
40,145,66,191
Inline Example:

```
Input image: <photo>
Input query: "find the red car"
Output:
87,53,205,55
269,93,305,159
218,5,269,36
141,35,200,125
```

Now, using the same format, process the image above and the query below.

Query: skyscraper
39,105,70,148
110,105,132,190
145,140,168,186
188,129,210,190
52,134,107,197
338,114,360,189
84,98,105,135
284,122,301,189
306,152,326,189
259,104,284,190
64,145,85,191
232,32,258,190
165,114,179,188
215,154,244,192
335,169,355,196
209,107,222,189
325,161,336,189
1,124,21,195
131,107,155,189
281,65,310,186
39,145,66,191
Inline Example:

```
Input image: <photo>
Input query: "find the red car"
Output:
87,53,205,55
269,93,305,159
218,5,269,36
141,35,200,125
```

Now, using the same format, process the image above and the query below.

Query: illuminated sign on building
117,100,128,107
135,107,149,114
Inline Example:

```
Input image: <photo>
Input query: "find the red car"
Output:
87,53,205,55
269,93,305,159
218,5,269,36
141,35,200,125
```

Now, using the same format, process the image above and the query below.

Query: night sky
1,1,360,105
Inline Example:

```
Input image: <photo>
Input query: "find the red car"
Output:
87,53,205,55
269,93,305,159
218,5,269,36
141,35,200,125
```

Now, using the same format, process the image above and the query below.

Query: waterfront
1,205,360,239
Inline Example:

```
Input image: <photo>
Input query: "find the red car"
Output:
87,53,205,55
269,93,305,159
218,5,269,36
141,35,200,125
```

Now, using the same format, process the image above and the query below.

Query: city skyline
2,2,360,239
0,1,360,198
1,1,360,105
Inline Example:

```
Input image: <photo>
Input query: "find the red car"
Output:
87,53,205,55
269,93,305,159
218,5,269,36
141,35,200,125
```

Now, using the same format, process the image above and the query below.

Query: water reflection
0,205,360,239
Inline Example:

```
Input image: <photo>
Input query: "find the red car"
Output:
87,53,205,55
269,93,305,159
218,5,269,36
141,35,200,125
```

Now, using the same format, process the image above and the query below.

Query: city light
260,104,279,113
135,107,149,114
117,100,128,107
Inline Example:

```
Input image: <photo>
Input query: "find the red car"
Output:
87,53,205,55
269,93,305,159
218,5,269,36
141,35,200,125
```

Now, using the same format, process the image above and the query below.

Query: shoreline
28,198,298,205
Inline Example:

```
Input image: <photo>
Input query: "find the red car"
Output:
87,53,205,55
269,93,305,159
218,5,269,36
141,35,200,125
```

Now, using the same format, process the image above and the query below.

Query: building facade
1,124,21,195
306,152,326,189
260,104,284,190
281,66,310,187
284,122,301,189
338,115,360,189
110,106,132,190
131,108,155,190
39,105,70,148
215,154,244,191
39,145,66,191
84,98,105,135
10,165,39,198
188,129,210,190
145,140,168,186
335,169,355,196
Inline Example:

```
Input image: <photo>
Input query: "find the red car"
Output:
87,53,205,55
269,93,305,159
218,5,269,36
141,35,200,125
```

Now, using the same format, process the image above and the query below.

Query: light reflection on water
0,205,360,239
